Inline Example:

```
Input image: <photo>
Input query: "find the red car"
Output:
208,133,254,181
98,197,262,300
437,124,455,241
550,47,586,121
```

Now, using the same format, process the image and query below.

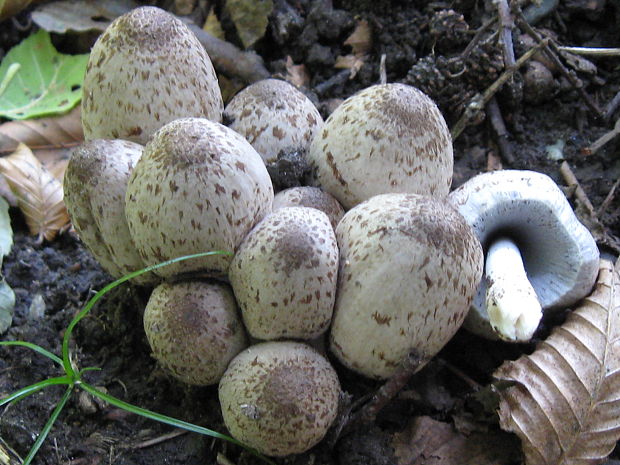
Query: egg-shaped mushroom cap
229,206,338,340
272,186,344,230
125,117,274,278
330,193,483,379
448,170,600,339
223,79,323,164
82,6,223,144
64,139,157,285
144,280,247,385
218,341,340,457
307,83,453,209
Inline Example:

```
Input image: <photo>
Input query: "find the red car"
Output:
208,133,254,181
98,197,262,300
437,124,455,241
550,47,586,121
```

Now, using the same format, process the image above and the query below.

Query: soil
0,1,619,465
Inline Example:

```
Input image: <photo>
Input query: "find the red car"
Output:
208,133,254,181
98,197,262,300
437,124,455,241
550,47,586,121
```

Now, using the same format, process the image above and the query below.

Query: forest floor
0,1,620,464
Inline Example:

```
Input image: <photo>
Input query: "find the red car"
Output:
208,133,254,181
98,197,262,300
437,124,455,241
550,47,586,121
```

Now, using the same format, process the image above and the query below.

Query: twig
557,46,620,57
495,0,516,68
486,96,514,165
379,54,387,85
559,161,596,216
598,177,620,217
315,69,351,96
515,9,604,119
341,351,422,436
604,91,620,122
126,429,188,450
452,39,548,140
459,17,496,61
582,118,620,155
185,23,270,84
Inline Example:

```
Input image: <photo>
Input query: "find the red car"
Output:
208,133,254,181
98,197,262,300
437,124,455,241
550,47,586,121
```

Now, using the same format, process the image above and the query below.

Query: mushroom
272,186,345,230
330,193,483,379
223,79,323,164
306,83,453,209
448,170,600,342
81,6,223,144
125,117,274,278
218,341,340,456
143,280,247,385
229,206,338,340
64,139,157,285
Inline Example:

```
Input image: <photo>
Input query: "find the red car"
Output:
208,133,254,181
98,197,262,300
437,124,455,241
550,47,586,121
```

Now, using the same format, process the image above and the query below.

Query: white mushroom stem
485,237,543,342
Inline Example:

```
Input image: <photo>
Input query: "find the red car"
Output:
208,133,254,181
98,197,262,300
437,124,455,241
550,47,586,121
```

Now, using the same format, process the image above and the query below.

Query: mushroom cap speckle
82,6,223,144
448,169,600,339
307,83,453,209
223,79,323,164
330,193,483,379
229,207,339,340
218,341,340,457
144,280,247,385
64,139,157,285
272,186,345,230
125,117,274,278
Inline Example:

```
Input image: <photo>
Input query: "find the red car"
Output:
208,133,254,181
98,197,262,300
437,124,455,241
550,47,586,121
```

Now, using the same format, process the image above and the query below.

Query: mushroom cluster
63,4,601,458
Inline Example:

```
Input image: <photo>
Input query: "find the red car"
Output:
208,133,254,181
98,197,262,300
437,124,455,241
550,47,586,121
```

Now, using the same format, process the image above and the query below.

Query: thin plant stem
0,376,71,407
80,383,276,465
0,340,63,365
22,386,73,465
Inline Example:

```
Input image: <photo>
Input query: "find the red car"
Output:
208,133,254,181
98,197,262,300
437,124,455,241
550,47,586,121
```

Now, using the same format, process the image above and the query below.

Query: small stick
459,17,497,61
583,118,620,155
559,161,596,216
515,9,604,119
598,177,620,217
495,0,516,68
127,429,188,449
452,39,548,140
379,54,387,85
557,46,620,57
604,91,620,122
486,96,515,165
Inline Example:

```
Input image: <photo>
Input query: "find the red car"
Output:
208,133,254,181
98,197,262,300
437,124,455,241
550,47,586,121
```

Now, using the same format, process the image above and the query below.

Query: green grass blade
22,385,73,465
0,376,71,407
0,340,63,365
80,382,275,465
61,251,231,377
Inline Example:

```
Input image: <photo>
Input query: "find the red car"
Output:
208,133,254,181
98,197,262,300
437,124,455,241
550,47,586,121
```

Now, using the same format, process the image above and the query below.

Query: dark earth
1,0,620,464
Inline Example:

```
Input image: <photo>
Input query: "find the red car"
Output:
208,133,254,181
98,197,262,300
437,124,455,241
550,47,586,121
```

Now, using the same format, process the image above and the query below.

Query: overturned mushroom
125,117,274,278
218,341,340,456
144,280,247,385
449,170,600,342
223,79,323,164
64,139,156,285
229,206,338,340
82,6,223,144
307,83,453,209
330,193,483,379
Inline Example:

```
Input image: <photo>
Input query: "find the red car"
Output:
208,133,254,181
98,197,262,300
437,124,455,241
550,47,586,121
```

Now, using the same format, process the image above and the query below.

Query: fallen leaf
225,0,273,49
203,8,226,40
0,0,33,21
0,143,69,241
31,0,136,34
0,30,89,120
0,106,83,164
335,19,372,78
494,258,620,465
392,416,518,465
285,56,310,88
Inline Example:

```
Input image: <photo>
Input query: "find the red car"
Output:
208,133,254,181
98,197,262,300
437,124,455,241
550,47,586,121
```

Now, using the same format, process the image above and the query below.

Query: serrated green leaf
0,30,89,120
0,278,15,333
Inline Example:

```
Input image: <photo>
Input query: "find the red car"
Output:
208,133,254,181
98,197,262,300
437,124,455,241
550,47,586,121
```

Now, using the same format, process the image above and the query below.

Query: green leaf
226,0,273,49
0,197,13,260
0,279,15,334
0,30,89,120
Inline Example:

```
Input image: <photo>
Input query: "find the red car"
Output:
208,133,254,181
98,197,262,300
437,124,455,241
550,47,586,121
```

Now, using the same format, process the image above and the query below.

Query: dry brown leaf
0,106,82,166
0,143,69,242
494,258,620,465
285,56,310,88
335,19,372,78
392,416,518,465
